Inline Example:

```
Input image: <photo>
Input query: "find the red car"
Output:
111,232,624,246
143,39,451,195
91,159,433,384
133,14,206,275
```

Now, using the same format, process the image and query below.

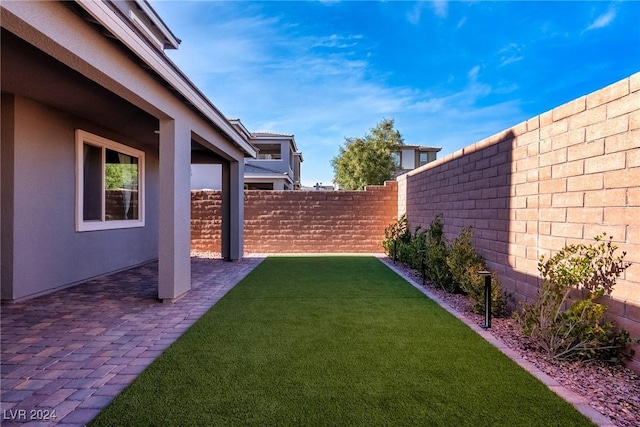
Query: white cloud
408,0,448,24
154,1,528,186
431,0,448,19
407,2,425,25
498,43,524,66
584,9,616,31
467,65,481,81
312,34,363,49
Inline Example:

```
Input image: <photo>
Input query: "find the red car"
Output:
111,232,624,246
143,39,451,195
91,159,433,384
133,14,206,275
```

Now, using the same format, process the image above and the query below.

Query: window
391,152,401,168
244,182,274,190
75,130,145,231
419,152,428,166
257,153,282,160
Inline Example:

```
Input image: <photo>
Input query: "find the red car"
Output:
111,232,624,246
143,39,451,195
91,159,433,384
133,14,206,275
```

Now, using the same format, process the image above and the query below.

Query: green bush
447,227,483,292
382,216,509,317
447,227,508,316
383,215,427,271
424,214,454,292
383,214,410,260
514,234,635,361
406,227,427,270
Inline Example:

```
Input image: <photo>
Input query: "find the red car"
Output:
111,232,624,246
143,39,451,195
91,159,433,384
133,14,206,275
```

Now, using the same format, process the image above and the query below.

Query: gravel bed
387,259,640,427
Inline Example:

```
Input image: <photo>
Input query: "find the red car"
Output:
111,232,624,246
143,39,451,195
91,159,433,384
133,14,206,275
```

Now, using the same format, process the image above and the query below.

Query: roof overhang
133,0,180,49
401,144,442,152
73,0,257,159
251,133,299,153
245,174,290,180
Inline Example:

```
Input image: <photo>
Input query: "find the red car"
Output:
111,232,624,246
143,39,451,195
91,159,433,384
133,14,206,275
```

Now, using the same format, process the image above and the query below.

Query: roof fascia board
133,0,180,49
75,0,256,158
246,174,290,179
228,119,253,141
402,144,442,151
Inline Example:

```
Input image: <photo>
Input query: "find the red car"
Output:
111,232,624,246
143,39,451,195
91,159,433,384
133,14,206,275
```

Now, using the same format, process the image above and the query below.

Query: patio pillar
158,118,191,301
222,160,244,261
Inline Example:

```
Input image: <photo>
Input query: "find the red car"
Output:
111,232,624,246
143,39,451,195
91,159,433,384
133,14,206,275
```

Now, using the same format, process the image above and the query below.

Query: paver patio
1,256,264,427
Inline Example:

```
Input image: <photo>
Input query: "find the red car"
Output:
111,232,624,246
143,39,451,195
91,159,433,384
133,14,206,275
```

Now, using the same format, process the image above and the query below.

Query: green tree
331,118,403,190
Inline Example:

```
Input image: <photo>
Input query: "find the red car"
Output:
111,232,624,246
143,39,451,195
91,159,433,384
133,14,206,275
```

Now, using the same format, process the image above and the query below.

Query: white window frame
419,152,428,167
75,130,145,232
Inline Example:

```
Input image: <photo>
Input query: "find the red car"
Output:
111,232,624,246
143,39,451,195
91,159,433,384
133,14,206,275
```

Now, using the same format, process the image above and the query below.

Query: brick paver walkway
1,256,264,426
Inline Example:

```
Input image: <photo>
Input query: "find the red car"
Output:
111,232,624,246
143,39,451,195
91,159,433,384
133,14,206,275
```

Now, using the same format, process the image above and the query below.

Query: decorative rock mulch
388,260,640,427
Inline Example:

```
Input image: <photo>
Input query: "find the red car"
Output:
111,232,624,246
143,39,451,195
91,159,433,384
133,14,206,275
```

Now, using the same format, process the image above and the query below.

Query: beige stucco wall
2,0,250,300
1,95,159,300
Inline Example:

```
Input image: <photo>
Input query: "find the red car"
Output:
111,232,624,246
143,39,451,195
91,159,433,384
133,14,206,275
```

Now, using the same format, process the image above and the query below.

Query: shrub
447,227,483,292
383,215,426,270
406,227,427,270
424,214,453,292
383,214,410,260
515,234,634,361
382,216,509,317
447,227,508,316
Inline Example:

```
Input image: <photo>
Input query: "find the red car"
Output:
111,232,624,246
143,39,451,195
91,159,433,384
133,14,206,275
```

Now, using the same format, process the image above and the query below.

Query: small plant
424,214,453,292
406,227,427,270
383,214,410,260
447,227,508,316
382,216,509,317
515,234,634,361
447,227,483,293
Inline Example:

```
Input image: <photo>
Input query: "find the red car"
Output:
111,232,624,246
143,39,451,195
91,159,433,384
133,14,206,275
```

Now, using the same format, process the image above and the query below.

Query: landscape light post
478,270,492,329
393,240,397,264
418,249,426,286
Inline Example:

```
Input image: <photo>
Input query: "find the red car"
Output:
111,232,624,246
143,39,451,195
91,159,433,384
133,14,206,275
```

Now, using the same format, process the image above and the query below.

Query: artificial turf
90,256,594,426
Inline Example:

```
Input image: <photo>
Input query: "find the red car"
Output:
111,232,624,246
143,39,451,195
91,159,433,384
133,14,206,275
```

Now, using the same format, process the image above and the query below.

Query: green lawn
91,256,593,426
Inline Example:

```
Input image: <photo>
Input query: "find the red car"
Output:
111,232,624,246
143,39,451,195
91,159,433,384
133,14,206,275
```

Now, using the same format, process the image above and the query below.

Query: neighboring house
392,144,441,177
1,0,256,302
192,119,303,190
245,131,303,190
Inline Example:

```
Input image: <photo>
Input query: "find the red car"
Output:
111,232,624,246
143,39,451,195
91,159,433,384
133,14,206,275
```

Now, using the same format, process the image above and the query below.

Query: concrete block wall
397,72,640,371
191,191,222,252
191,180,398,254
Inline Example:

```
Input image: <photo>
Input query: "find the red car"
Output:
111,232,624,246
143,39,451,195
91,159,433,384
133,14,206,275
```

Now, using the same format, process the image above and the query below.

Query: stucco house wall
1,0,254,302
191,164,222,190
2,95,159,300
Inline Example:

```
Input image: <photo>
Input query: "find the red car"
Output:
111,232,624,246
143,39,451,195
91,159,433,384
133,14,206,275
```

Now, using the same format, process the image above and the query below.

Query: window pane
105,149,139,221
419,152,428,166
83,143,102,221
392,152,400,167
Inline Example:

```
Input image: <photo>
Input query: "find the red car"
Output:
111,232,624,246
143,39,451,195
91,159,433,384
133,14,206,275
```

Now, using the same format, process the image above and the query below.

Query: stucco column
222,160,244,261
158,119,191,301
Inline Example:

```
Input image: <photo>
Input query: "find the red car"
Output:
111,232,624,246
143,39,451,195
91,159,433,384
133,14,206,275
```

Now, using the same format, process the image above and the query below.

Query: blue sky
151,0,640,187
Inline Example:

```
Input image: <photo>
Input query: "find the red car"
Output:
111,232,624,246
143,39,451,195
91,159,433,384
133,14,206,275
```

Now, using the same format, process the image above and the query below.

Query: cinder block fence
191,181,398,255
397,72,640,371
191,72,640,372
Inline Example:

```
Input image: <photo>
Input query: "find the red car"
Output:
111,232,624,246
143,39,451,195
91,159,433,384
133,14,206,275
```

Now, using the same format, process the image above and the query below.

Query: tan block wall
191,191,223,252
191,181,398,255
399,72,640,371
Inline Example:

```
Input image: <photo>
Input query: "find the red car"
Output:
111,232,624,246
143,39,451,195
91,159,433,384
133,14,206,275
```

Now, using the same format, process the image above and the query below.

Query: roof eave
74,0,257,158
133,0,180,49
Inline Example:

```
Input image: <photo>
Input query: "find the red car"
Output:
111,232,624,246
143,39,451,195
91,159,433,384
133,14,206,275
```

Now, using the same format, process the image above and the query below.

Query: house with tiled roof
246,130,303,190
